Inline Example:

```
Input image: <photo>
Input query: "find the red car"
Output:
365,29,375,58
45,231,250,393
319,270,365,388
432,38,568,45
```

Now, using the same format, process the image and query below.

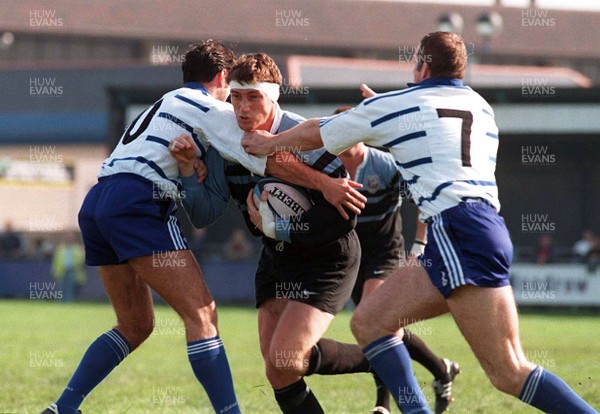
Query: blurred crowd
2,220,599,272
531,229,600,271
0,220,258,262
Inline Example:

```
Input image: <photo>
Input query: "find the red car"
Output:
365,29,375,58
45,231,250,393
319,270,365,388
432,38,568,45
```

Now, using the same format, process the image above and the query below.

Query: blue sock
188,336,240,414
56,329,131,414
364,335,431,414
519,366,597,414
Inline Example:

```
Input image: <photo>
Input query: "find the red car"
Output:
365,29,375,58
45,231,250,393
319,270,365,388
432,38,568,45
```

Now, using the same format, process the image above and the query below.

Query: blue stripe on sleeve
158,112,195,134
396,157,432,169
175,94,210,113
146,135,169,147
371,106,420,127
486,132,499,139
383,131,427,148
157,112,205,157
482,108,494,118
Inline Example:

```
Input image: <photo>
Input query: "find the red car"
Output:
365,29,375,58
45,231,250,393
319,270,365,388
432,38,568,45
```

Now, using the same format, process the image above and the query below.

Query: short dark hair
182,39,236,83
418,32,467,79
226,53,283,85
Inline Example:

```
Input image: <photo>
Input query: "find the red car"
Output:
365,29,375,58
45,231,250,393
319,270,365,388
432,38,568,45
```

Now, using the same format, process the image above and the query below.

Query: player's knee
268,344,310,377
484,360,531,396
117,318,154,349
265,362,296,389
181,301,217,330
350,309,371,345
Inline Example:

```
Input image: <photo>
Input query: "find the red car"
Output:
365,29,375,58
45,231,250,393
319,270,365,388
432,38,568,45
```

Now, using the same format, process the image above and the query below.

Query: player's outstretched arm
171,142,231,229
265,151,365,219
242,118,323,156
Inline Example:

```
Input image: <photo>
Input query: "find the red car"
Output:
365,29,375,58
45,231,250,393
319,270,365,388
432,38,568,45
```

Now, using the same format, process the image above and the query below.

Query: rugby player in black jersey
171,54,386,414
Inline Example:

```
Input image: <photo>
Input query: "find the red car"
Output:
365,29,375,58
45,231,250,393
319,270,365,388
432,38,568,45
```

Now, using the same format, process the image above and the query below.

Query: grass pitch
2,300,599,413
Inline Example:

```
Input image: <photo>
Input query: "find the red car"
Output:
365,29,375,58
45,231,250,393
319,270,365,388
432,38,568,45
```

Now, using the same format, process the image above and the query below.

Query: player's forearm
178,161,195,177
180,175,229,228
273,118,323,153
265,151,328,192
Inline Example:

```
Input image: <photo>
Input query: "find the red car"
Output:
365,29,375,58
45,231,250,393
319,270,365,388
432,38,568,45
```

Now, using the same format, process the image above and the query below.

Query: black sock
306,338,371,376
373,372,391,410
273,378,324,414
403,329,447,379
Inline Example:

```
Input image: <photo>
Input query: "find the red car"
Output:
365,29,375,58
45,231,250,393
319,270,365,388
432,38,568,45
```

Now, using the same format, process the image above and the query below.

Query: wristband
410,240,426,257
259,200,276,239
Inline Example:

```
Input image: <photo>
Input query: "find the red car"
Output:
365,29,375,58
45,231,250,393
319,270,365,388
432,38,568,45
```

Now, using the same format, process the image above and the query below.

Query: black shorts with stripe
255,230,360,315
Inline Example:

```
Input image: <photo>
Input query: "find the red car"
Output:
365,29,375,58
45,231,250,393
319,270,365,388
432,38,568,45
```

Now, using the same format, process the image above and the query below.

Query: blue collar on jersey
407,77,464,88
183,81,209,95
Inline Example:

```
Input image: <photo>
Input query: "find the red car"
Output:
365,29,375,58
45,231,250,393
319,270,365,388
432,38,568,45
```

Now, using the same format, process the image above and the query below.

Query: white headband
229,80,280,102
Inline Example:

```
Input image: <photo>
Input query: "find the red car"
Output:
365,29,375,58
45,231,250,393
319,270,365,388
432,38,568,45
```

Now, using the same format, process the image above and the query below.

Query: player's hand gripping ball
253,178,313,238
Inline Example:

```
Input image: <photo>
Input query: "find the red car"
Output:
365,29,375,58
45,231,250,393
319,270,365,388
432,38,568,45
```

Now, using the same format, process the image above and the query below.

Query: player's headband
229,80,280,103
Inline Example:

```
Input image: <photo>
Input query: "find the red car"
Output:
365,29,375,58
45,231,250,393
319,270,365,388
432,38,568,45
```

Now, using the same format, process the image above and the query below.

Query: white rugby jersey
320,78,500,220
99,82,266,195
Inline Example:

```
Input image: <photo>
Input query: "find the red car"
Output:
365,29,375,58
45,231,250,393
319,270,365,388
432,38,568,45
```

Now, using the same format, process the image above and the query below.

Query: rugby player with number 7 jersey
241,32,597,414
336,103,459,414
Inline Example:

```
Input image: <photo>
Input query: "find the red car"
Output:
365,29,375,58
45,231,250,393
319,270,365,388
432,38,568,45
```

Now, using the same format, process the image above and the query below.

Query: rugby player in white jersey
40,40,259,414
335,106,459,414
41,40,247,414
241,32,598,414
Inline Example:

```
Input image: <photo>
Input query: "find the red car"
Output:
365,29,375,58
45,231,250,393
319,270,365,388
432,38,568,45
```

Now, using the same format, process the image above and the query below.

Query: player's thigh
258,298,288,360
269,301,335,361
99,264,154,348
352,263,448,345
128,250,214,321
447,284,534,394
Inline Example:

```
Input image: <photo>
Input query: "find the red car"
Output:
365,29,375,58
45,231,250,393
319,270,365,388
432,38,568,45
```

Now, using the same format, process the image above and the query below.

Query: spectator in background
536,234,554,264
189,227,208,262
51,232,87,301
573,229,600,272
572,229,596,261
0,220,24,258
224,228,254,261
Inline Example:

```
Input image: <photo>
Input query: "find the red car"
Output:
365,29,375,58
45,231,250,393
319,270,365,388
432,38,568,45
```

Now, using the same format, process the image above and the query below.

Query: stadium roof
287,55,592,88
1,0,599,60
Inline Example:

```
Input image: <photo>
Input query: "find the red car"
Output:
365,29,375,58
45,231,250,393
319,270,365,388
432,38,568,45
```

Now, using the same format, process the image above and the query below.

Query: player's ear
420,62,431,80
216,69,228,87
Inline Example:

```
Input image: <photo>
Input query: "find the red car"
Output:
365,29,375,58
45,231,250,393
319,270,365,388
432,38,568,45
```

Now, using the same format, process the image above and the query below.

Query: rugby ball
253,178,313,219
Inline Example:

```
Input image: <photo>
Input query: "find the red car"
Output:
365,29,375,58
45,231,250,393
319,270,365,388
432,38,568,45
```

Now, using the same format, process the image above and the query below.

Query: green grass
1,300,599,413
